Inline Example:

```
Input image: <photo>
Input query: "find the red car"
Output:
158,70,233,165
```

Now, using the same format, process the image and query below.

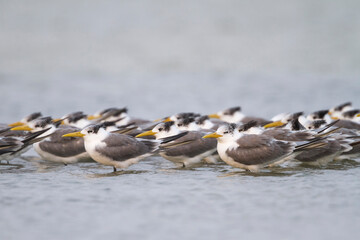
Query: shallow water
1,155,360,240
1,1,360,240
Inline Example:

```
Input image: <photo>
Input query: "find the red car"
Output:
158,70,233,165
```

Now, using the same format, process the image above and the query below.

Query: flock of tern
1,102,360,172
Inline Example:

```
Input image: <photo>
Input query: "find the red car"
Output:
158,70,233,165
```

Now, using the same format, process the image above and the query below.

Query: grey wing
242,116,272,126
129,118,151,126
39,128,86,157
226,135,294,165
161,131,216,157
97,134,150,161
264,129,313,141
295,140,340,162
334,120,360,130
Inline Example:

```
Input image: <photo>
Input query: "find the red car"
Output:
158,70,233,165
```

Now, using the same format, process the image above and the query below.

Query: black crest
311,120,327,129
100,107,118,115
101,121,116,128
196,115,209,125
68,111,87,123
342,109,360,118
34,117,53,128
228,123,238,133
291,112,304,120
290,118,306,131
334,102,352,111
224,106,241,116
178,117,195,127
238,120,258,132
89,124,104,134
311,110,329,119
163,121,175,131
26,112,42,122
175,112,200,119
110,108,128,117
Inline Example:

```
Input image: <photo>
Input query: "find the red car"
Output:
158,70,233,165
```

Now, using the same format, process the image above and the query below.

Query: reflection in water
0,162,24,172
85,170,149,178
217,159,360,178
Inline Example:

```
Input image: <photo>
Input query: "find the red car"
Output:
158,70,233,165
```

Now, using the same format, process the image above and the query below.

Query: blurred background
1,2,360,240
0,0,359,122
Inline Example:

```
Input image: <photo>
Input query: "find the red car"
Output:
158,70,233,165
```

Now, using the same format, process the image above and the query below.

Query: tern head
163,112,200,122
285,118,306,131
209,106,243,123
87,107,127,121
342,109,360,120
10,117,56,139
203,123,239,141
11,117,54,132
307,110,329,121
61,111,88,126
237,120,258,132
195,115,214,130
264,112,303,128
136,121,181,139
328,102,353,119
8,112,42,127
62,124,108,139
100,108,129,122
176,117,199,131
306,120,327,130
196,115,209,125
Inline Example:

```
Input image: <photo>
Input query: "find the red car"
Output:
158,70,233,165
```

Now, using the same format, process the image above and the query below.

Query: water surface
1,1,360,239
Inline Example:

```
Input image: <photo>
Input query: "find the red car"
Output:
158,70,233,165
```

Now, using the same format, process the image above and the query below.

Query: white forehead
271,113,289,122
217,125,230,133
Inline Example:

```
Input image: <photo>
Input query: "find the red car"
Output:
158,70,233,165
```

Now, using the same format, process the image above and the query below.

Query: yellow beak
202,132,223,138
135,130,157,138
52,118,62,123
263,121,285,129
162,117,171,122
208,113,220,119
10,125,34,131
356,113,360,117
62,132,85,137
87,115,100,120
8,121,24,127
331,116,339,120
153,118,163,122
52,118,65,125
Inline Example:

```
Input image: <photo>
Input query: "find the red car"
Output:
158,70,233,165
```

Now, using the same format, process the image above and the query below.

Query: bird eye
178,124,182,126
158,128,163,131
88,130,93,133
35,125,39,128
223,131,229,134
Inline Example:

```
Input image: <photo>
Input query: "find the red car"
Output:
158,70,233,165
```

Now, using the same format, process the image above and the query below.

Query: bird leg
113,166,117,172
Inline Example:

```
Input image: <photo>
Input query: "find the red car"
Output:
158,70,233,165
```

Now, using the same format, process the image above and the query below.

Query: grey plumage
160,131,216,158
333,120,360,130
38,127,87,157
96,134,154,162
225,135,294,165
263,128,314,141
241,116,272,126
295,140,342,162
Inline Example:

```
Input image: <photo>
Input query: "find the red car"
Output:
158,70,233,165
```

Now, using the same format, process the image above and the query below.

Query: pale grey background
1,1,360,240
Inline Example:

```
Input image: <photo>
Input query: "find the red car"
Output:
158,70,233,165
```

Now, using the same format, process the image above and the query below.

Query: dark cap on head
342,109,360,118
163,121,175,131
334,102,352,111
311,110,329,119
223,107,241,116
238,120,258,132
26,112,42,122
